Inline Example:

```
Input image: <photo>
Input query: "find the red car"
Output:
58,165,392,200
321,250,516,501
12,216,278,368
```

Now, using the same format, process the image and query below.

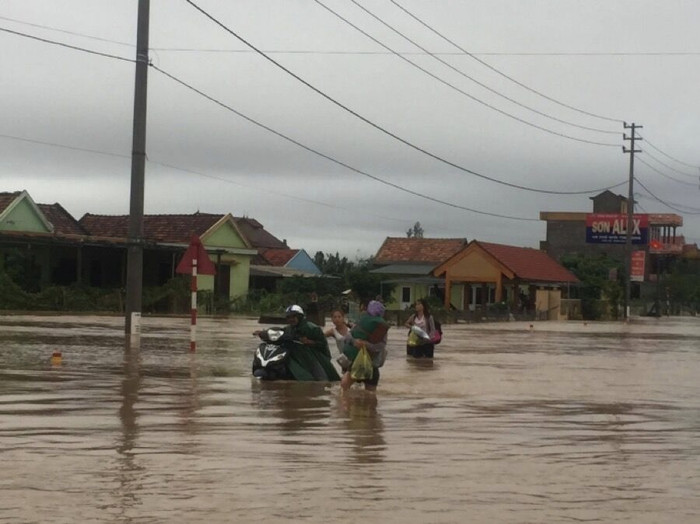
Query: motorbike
252,327,342,382
252,327,299,380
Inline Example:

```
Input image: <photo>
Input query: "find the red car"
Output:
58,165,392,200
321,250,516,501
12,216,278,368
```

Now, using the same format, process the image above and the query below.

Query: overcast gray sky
2,0,699,259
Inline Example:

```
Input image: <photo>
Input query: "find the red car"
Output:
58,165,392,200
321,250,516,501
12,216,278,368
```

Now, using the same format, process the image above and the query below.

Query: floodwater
1,315,699,524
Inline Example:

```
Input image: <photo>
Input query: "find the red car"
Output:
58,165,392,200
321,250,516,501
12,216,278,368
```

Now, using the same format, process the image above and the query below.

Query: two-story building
540,190,685,287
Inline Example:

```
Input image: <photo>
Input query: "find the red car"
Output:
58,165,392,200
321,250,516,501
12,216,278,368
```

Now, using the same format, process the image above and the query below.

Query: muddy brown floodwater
1,314,699,523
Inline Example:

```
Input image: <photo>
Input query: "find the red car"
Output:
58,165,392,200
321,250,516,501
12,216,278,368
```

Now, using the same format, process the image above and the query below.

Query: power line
343,0,617,136
637,157,698,187
635,176,700,215
0,24,623,208
389,0,623,124
0,133,130,159
183,0,626,194
637,135,699,174
148,160,410,224
314,0,619,146
635,192,700,214
150,63,541,221
0,26,134,63
4,14,700,57
0,15,133,47
152,49,700,57
0,132,409,225
643,149,699,178
0,19,624,210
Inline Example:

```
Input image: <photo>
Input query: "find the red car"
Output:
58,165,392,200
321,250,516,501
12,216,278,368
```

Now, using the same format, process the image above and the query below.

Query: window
401,287,411,303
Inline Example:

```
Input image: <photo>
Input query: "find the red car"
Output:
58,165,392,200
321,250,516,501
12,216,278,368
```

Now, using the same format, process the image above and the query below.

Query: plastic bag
350,345,374,381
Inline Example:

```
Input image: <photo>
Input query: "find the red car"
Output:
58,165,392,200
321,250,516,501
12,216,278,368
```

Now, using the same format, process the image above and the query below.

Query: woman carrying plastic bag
340,300,389,392
405,298,438,359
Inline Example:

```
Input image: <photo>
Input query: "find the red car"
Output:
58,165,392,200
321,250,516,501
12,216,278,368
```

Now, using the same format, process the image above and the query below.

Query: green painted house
0,190,258,301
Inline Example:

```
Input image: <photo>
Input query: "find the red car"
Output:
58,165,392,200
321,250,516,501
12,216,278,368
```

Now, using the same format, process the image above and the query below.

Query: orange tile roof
374,237,467,264
261,248,298,267
79,213,223,243
477,241,579,283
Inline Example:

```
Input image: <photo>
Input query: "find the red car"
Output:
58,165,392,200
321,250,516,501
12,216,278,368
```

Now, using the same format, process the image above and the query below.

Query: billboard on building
585,214,648,244
631,251,645,282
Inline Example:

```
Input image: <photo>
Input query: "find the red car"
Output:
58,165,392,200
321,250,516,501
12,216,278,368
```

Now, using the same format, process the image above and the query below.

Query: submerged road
1,314,699,523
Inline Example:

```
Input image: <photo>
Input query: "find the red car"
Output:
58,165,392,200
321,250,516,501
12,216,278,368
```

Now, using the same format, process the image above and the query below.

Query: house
1,190,90,288
370,237,467,310
1,190,262,302
432,240,580,319
233,216,322,291
78,212,257,299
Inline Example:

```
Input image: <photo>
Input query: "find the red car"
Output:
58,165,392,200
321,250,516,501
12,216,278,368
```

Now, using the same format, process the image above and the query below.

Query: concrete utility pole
125,0,150,336
622,122,642,321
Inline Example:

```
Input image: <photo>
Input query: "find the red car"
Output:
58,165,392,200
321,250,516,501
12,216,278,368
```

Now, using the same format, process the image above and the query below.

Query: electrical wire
0,131,411,225
0,15,133,47
637,157,698,187
147,160,411,224
4,14,700,57
0,24,620,216
636,192,700,214
639,142,699,179
639,135,700,170
344,0,617,136
0,26,135,63
183,0,627,194
389,0,624,124
635,176,700,215
314,0,619,146
0,133,130,159
150,63,540,221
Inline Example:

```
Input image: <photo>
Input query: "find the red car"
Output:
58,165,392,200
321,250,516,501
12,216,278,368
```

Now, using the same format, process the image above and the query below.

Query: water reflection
250,381,331,432
115,340,143,518
338,392,386,464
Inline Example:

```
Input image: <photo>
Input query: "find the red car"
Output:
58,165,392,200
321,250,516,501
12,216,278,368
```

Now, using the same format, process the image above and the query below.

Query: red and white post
190,258,198,352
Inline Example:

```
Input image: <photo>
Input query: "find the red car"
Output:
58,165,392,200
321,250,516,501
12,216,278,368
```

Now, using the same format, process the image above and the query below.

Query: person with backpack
405,298,441,358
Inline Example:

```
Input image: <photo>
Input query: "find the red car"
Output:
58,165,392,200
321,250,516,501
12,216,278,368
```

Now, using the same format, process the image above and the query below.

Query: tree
406,221,424,238
313,251,354,276
560,253,624,319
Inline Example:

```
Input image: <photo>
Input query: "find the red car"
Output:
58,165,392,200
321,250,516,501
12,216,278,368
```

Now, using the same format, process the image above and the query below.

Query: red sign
630,251,645,282
176,235,216,275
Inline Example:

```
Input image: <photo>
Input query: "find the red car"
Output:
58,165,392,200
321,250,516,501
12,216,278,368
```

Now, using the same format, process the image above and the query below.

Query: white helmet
285,304,305,317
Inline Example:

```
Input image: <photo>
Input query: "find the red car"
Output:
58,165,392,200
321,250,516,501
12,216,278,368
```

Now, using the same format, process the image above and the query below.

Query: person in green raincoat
278,305,340,382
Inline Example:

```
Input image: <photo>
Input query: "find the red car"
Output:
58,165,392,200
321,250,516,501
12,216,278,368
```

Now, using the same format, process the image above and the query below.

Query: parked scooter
252,327,299,380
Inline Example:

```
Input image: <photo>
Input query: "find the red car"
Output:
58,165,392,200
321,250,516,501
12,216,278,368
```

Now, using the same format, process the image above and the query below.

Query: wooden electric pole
622,122,642,321
125,0,150,336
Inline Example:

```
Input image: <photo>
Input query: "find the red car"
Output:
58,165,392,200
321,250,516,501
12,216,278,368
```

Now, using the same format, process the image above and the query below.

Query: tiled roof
233,217,287,249
261,248,298,267
0,191,21,214
38,203,87,235
477,241,579,283
79,213,223,243
374,237,467,264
